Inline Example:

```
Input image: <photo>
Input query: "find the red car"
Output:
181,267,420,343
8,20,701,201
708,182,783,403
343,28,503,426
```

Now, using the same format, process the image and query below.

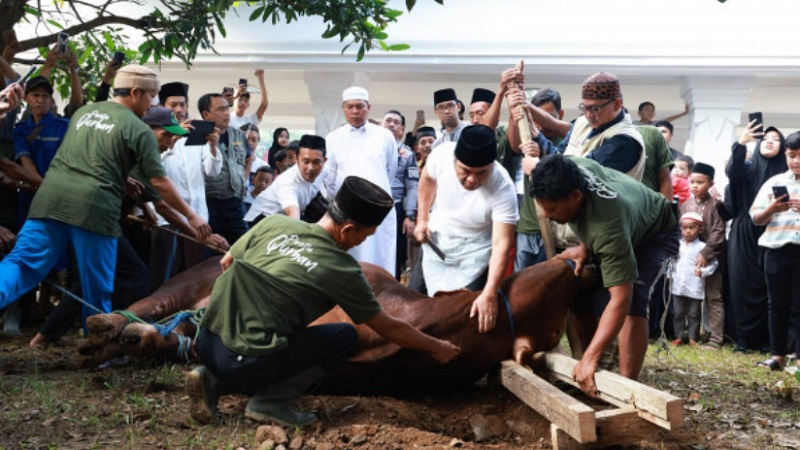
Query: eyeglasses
435,102,457,112
578,98,615,114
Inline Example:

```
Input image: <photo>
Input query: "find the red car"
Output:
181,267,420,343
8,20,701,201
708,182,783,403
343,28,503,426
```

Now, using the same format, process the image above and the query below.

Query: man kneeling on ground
186,176,460,427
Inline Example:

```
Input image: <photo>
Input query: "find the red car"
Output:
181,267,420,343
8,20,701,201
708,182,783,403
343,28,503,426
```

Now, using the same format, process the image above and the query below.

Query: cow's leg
119,319,198,362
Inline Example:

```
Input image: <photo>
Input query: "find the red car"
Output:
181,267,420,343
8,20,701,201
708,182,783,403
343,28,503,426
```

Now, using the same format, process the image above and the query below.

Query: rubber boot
245,366,325,427
2,303,22,337
185,366,220,424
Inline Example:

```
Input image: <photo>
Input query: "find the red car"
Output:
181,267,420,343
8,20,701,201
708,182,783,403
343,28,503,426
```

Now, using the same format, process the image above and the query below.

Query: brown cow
86,258,593,394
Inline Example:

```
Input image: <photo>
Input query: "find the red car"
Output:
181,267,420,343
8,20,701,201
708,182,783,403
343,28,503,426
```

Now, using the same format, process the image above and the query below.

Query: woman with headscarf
726,121,788,352
267,127,289,170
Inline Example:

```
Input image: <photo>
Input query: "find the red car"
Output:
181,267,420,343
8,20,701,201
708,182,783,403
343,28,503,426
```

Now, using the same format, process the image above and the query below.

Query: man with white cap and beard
0,64,211,327
414,124,518,334
324,86,397,274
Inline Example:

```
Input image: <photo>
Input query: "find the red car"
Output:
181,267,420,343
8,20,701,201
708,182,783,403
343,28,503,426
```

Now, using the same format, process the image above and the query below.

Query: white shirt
426,142,519,238
325,121,398,274
244,165,326,222
671,238,719,300
229,113,259,130
156,138,221,225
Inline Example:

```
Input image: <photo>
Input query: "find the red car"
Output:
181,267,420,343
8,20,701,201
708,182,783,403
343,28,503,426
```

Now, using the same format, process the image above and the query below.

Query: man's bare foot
29,333,49,349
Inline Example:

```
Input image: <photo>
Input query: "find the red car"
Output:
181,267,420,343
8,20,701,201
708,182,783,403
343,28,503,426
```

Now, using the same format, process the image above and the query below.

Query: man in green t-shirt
0,65,211,326
187,176,460,428
530,154,677,398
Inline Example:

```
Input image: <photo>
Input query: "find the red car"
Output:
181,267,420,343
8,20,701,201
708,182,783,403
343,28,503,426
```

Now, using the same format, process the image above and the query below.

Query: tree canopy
1,0,443,98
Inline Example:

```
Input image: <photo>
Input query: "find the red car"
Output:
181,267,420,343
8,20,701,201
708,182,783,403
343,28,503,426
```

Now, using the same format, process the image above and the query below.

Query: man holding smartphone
230,69,268,129
750,131,800,372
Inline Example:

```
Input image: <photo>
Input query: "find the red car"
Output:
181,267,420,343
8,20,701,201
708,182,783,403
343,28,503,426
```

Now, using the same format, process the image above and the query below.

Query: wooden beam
551,406,664,450
543,353,684,430
500,360,597,443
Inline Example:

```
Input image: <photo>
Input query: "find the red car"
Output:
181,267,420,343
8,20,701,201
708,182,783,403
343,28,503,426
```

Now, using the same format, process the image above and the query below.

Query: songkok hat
692,162,715,180
470,88,496,105
433,88,457,106
159,82,189,101
24,76,53,96
334,176,394,227
680,212,703,224
342,86,369,102
299,134,325,151
454,125,497,168
581,71,622,100
141,107,188,136
416,126,436,142
114,64,160,92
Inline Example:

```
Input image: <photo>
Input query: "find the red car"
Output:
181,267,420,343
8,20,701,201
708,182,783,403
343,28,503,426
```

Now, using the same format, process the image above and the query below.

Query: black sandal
755,358,783,371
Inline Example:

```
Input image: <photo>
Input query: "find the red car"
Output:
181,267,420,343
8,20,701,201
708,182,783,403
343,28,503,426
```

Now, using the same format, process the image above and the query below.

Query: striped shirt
750,170,800,249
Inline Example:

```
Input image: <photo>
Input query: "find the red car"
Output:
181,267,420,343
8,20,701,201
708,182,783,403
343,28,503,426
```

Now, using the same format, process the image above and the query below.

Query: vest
205,127,248,200
564,114,646,181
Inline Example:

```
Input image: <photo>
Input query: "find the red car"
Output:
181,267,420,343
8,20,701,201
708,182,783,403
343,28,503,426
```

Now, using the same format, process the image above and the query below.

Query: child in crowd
679,162,727,349
671,212,719,346
251,166,274,199
672,155,694,205
750,131,800,372
273,147,297,175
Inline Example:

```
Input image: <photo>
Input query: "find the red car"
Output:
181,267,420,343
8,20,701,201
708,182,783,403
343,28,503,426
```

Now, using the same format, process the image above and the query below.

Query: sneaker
185,366,219,424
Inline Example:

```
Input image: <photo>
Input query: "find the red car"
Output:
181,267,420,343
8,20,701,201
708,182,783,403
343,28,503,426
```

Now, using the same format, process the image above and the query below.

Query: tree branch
17,14,148,53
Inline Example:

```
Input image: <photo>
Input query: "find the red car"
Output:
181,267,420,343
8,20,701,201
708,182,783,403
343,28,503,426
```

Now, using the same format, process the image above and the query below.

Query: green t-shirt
201,214,382,356
568,157,676,287
637,125,674,193
28,102,165,237
518,136,564,235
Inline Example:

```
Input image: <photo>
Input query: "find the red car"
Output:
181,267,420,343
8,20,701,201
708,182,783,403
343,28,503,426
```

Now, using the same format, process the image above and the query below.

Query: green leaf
23,5,42,17
139,47,153,64
374,30,388,40
214,14,227,38
78,46,92,64
321,24,341,39
406,0,416,10
379,40,388,51
46,19,65,30
249,6,264,21
357,44,365,61
434,0,444,4
103,32,114,50
387,43,410,51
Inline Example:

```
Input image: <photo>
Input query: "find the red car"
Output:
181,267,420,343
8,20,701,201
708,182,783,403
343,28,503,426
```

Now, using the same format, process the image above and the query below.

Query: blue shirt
14,112,70,175
390,143,419,216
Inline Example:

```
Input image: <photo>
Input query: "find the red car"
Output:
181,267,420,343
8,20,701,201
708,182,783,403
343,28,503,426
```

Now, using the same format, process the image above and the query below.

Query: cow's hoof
85,313,129,346
120,323,160,356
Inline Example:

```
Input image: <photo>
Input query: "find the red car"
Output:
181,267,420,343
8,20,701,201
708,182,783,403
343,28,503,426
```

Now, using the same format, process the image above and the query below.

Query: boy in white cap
671,212,719,346
324,86,397,274
0,65,210,329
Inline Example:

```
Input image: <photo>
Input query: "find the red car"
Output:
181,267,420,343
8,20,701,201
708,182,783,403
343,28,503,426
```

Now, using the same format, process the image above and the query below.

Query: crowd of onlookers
1,36,799,377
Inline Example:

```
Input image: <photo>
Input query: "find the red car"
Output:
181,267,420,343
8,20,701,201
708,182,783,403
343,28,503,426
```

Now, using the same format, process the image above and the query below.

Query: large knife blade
425,238,446,261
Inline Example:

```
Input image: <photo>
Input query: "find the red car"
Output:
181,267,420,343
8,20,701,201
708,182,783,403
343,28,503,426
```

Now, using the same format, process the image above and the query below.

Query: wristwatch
407,213,416,222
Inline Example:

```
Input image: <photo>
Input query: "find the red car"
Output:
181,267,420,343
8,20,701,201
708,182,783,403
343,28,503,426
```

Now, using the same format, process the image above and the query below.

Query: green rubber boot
185,366,220,424
244,366,325,427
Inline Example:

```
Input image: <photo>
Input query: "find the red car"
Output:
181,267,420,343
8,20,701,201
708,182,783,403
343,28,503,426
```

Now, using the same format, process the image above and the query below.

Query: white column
304,71,371,136
681,76,754,190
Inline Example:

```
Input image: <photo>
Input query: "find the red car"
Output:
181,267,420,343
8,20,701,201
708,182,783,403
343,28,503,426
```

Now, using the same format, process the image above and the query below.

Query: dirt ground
2,327,800,450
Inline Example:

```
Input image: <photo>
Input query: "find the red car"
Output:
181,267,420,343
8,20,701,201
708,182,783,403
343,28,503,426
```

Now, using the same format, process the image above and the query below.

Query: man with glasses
507,71,645,181
432,88,469,148
325,86,397,275
0,65,211,327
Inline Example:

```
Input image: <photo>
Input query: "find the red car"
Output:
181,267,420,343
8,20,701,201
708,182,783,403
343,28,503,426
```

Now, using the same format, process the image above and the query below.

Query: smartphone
772,185,790,203
239,78,247,88
112,51,125,66
0,65,37,102
57,31,69,53
416,110,425,122
748,112,763,129
222,87,234,95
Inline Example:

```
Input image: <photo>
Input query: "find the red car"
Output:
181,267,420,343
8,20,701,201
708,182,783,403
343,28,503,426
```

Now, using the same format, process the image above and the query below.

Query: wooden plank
500,360,597,443
551,407,663,450
543,352,684,430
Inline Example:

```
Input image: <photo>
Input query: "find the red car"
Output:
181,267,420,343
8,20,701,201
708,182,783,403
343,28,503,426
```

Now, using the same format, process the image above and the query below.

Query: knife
425,238,446,261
